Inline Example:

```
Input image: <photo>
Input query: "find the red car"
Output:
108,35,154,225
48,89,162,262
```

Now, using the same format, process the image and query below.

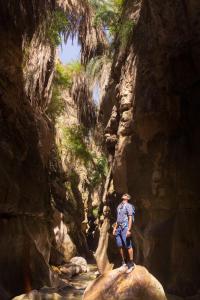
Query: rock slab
83,265,167,300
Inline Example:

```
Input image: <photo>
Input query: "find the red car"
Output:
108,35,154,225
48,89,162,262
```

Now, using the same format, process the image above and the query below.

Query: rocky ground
12,262,200,300
13,263,97,300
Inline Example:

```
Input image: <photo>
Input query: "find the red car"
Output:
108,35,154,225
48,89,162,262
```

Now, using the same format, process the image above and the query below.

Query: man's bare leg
126,246,135,272
119,247,126,263
127,247,134,261
118,247,127,270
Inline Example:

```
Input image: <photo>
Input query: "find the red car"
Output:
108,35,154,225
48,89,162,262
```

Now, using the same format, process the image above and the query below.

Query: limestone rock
60,264,82,278
105,106,119,134
105,134,118,151
52,210,77,263
83,265,167,300
70,257,88,273
59,257,88,278
94,218,114,274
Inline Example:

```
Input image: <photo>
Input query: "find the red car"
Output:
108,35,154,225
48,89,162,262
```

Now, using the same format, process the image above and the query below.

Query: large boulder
83,265,167,300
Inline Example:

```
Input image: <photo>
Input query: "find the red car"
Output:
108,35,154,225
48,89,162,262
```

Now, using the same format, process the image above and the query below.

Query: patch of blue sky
58,35,81,64
93,84,100,105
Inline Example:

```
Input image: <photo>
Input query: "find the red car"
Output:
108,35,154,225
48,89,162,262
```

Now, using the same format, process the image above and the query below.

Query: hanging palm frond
71,73,97,128
86,55,111,83
0,0,56,34
57,0,108,64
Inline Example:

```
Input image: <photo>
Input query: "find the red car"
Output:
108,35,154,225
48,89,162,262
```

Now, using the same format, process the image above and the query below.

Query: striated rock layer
100,0,200,297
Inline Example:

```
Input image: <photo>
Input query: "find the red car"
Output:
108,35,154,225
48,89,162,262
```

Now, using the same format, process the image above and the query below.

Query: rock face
51,210,77,263
100,0,200,297
0,1,55,298
50,85,101,262
94,217,113,274
83,265,167,300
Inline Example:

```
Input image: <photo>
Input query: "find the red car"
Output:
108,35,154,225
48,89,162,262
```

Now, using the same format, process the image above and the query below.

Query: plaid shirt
117,202,133,224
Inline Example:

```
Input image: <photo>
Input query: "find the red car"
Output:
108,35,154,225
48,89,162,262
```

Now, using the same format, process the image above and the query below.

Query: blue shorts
115,225,132,249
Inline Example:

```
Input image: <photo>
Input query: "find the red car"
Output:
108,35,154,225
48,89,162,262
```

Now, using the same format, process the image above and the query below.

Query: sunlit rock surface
12,264,98,300
83,265,167,300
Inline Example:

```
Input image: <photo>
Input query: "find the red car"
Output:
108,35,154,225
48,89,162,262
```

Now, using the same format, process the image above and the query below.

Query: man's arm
113,222,118,235
128,215,132,231
126,204,133,237
126,216,132,237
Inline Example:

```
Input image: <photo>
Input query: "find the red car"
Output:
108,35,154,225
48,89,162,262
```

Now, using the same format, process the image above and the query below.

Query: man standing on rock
113,193,135,271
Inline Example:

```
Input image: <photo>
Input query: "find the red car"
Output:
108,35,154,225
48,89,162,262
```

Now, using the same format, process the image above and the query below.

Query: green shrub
89,155,108,188
55,62,72,87
46,86,65,120
92,207,99,218
47,61,84,120
66,61,84,75
61,125,108,189
54,61,84,87
118,19,135,48
62,125,92,165
46,63,70,120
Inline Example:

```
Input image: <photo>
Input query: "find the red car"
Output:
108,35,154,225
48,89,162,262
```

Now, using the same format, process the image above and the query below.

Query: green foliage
47,10,68,46
89,155,108,188
90,0,134,48
90,0,124,35
47,86,65,120
92,207,99,218
55,62,72,87
54,61,84,87
61,125,108,189
47,61,84,120
66,61,84,75
86,55,112,81
118,19,135,48
62,125,92,165
47,62,70,120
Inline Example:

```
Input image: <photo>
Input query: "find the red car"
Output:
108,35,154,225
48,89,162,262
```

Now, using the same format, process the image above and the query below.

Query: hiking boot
126,260,135,273
118,261,127,271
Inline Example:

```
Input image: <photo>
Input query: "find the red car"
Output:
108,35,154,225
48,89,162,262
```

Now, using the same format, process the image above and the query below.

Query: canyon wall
0,1,107,296
0,1,56,298
100,0,200,297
